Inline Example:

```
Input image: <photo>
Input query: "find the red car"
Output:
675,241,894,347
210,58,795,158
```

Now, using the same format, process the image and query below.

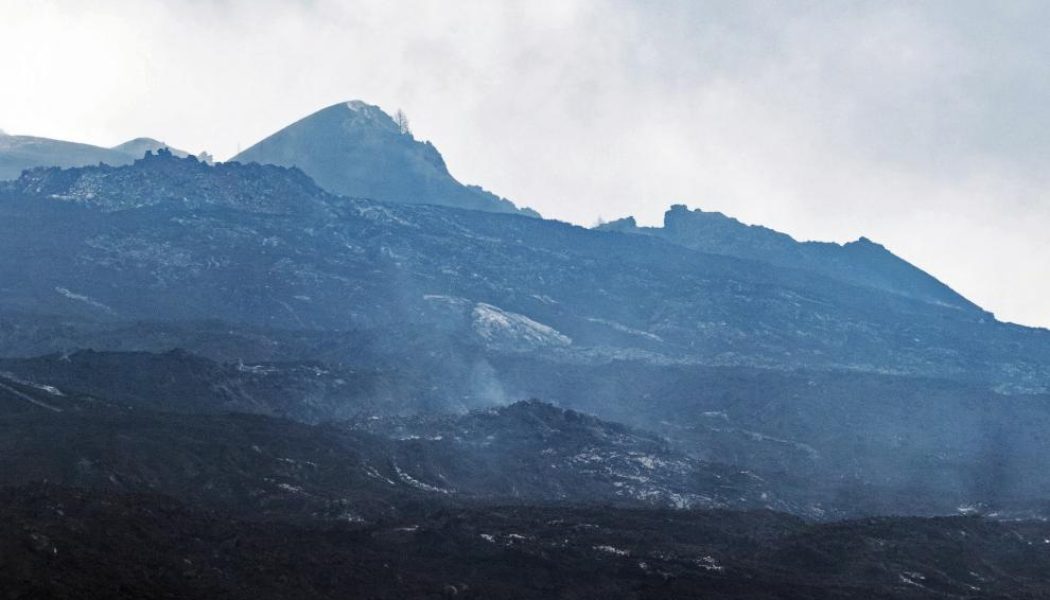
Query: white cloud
0,0,1047,326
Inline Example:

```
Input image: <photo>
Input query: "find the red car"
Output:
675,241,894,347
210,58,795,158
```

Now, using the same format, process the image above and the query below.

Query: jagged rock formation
10,148,330,214
599,205,979,311
110,137,191,159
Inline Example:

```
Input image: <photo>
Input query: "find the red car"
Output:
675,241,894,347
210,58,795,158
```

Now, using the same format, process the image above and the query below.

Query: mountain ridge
598,205,980,313
1,151,1046,392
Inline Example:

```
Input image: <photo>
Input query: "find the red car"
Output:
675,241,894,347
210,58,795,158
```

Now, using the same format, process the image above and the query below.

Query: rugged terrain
3,101,1050,597
2,149,1050,518
2,150,1048,390
0,364,815,518
5,485,1050,600
599,205,979,311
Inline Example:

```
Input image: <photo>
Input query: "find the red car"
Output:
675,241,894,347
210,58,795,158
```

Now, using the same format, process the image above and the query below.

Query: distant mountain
0,130,191,180
599,205,978,311
0,132,131,180
232,101,537,216
110,137,191,160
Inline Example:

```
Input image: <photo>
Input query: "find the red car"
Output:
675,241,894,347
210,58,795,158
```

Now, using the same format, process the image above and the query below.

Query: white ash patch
54,287,115,314
697,556,724,572
594,545,630,556
394,464,454,495
472,303,571,350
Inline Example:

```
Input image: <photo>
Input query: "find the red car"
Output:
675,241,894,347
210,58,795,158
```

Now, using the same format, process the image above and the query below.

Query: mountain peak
341,99,393,117
847,236,884,249
232,101,532,216
307,100,403,135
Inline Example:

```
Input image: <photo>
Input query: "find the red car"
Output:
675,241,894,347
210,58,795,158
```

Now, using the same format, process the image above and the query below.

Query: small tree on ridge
394,109,411,136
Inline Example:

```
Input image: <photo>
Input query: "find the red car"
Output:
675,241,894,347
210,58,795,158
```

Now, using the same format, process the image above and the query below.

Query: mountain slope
599,205,979,311
348,399,817,514
7,347,1050,518
0,131,191,180
0,360,820,518
1,152,1048,391
5,485,1050,599
232,101,535,215
0,132,132,180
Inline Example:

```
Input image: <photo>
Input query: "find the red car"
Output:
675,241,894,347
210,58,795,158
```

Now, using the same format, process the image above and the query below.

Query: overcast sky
1,0,1048,327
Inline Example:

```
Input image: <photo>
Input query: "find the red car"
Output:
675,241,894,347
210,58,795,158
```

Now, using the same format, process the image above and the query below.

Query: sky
1,0,1048,327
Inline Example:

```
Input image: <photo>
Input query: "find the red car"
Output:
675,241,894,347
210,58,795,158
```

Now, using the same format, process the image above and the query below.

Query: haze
1,0,1047,327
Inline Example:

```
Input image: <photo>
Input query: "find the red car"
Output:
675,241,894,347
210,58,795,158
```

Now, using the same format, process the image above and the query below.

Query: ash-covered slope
5,485,1050,600
600,205,979,312
0,358,818,518
233,101,535,215
0,349,385,422
492,358,1050,517
1,151,1049,390
9,348,1050,518
350,399,815,514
